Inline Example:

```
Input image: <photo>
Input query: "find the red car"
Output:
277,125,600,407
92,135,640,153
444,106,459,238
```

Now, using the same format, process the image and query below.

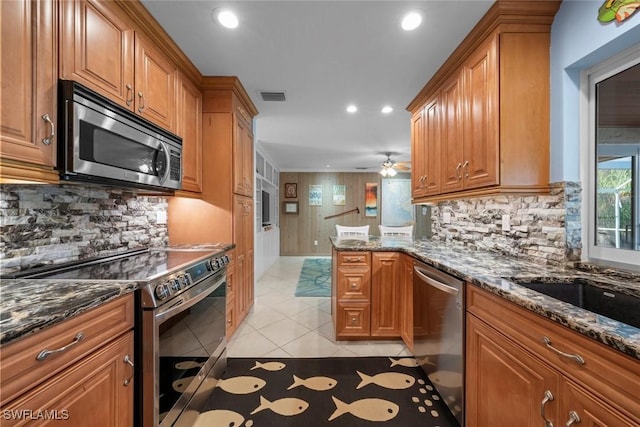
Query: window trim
581,45,640,270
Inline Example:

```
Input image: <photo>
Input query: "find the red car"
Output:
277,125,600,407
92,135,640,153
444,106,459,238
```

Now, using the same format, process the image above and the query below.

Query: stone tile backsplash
0,184,168,274
430,182,582,265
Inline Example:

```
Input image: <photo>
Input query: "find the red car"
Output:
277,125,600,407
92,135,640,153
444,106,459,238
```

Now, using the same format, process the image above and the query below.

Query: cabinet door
176,71,202,193
1,0,57,169
233,196,247,320
225,252,237,338
244,198,255,313
440,72,464,193
423,95,441,195
562,380,639,427
411,109,426,198
336,302,371,338
233,117,253,196
134,33,176,131
60,0,134,109
371,252,401,337
462,36,499,190
337,266,371,300
4,332,134,427
466,314,561,427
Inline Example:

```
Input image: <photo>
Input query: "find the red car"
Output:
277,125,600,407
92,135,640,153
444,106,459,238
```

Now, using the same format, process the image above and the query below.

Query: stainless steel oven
139,256,228,427
413,260,464,426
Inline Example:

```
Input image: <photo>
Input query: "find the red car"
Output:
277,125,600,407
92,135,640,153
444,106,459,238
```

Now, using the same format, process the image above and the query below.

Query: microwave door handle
157,141,171,184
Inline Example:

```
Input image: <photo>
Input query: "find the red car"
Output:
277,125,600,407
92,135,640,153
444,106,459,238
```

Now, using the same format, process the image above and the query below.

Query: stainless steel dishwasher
413,260,464,426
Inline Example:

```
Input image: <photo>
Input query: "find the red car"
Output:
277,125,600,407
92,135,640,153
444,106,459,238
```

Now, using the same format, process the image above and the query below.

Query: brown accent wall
280,172,385,256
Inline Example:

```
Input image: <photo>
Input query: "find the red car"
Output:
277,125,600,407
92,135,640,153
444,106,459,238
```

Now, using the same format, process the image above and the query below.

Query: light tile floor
228,256,411,358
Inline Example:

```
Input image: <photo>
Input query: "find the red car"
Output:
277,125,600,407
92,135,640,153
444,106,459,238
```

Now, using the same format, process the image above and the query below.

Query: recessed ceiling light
381,106,393,114
401,12,422,31
346,105,358,113
216,9,239,29
326,164,331,168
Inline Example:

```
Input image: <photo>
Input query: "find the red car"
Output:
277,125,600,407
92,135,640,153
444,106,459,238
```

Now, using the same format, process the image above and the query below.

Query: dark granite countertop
0,279,137,346
331,236,640,360
0,243,236,347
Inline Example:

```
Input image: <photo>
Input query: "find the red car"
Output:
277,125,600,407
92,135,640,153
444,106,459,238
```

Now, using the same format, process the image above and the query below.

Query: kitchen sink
505,277,640,329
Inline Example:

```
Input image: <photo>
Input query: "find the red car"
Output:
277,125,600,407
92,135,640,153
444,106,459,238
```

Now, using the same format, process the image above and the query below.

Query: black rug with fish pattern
194,357,460,427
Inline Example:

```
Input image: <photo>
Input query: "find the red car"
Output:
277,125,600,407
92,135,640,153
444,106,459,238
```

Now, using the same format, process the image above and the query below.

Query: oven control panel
147,254,229,305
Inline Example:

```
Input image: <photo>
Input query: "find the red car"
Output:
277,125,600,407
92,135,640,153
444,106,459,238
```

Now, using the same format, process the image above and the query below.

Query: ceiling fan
379,152,410,177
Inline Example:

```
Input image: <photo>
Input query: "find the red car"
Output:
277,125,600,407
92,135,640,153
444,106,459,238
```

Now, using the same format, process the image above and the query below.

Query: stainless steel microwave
58,80,182,191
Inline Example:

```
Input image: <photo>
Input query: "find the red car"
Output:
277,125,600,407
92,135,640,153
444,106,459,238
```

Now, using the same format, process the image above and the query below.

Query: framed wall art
283,201,299,215
284,183,297,198
333,185,346,206
309,185,322,206
365,183,378,217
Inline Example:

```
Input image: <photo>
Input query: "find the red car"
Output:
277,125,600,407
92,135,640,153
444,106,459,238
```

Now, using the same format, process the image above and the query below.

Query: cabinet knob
41,114,54,146
350,283,357,289
123,354,134,386
350,317,357,324
565,411,581,426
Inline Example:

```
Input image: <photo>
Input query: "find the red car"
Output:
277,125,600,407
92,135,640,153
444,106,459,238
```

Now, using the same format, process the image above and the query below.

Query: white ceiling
141,0,494,172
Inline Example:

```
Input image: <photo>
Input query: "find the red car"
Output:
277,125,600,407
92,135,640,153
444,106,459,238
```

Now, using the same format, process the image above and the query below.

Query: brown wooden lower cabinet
333,251,406,340
466,286,640,427
0,295,135,426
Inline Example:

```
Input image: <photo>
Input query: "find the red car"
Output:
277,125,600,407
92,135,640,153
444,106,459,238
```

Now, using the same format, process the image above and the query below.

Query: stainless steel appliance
58,80,182,191
7,246,230,427
413,260,464,426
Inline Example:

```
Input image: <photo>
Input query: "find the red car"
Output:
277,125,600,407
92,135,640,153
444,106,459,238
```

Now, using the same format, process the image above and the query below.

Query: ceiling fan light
387,167,397,177
379,168,388,177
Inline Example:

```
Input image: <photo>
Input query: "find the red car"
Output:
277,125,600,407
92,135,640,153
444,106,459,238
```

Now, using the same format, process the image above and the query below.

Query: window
584,47,640,268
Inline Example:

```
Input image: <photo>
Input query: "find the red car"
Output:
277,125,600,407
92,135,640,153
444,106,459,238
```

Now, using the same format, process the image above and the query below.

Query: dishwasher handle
414,266,460,296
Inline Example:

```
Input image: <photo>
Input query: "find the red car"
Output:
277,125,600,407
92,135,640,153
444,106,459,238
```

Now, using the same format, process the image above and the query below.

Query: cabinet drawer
336,302,371,338
337,266,371,300
3,332,134,427
467,286,640,422
338,251,371,267
0,294,134,406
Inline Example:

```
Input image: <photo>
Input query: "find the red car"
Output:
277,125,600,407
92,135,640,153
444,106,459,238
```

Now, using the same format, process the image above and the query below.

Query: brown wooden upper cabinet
60,0,176,132
408,1,560,203
234,106,254,197
175,71,203,194
0,0,59,183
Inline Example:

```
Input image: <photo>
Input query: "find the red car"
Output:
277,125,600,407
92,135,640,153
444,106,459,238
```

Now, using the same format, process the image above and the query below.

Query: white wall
550,1,640,182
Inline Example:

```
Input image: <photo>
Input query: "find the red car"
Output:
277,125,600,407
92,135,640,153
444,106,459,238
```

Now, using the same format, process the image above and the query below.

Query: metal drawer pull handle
125,84,133,106
36,332,84,361
462,160,469,178
455,162,462,180
41,114,54,145
414,267,459,296
540,390,554,427
138,92,145,112
344,257,361,263
123,355,134,386
566,411,581,426
542,336,585,365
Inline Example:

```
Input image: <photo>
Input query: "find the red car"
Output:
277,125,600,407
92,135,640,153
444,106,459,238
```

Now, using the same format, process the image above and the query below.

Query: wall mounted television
262,190,270,226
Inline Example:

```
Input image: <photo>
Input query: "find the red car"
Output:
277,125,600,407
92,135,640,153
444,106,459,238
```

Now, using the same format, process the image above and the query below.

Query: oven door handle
155,277,224,324
414,266,459,296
